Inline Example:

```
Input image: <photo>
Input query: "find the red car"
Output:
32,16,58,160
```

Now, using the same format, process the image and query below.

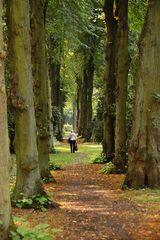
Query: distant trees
0,1,12,238
77,40,95,140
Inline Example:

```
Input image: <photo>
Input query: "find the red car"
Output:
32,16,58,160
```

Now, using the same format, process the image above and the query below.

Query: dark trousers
70,140,76,153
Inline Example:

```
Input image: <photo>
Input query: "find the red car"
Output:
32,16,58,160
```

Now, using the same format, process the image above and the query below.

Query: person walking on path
69,130,76,153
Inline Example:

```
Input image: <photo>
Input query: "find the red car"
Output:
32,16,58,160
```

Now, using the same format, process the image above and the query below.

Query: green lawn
49,143,102,166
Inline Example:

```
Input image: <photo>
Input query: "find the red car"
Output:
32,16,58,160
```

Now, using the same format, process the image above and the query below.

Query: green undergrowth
11,217,53,240
50,143,102,166
49,162,62,171
12,193,55,211
99,162,115,174
92,154,107,164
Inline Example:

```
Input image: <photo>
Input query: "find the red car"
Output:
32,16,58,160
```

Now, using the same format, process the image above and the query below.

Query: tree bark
30,0,54,181
114,0,129,172
49,56,63,141
7,0,44,200
124,0,160,188
77,74,83,135
85,52,95,141
103,0,117,160
0,2,12,238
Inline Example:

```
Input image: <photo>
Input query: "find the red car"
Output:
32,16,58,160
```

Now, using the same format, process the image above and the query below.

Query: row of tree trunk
103,0,129,173
103,0,160,188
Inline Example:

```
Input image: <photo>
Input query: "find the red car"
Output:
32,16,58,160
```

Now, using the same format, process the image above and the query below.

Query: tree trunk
77,75,83,135
48,69,55,153
30,0,54,181
72,97,77,131
85,52,95,141
0,2,12,238
7,0,44,200
114,0,129,172
79,56,88,138
103,0,117,160
124,0,160,188
49,57,63,141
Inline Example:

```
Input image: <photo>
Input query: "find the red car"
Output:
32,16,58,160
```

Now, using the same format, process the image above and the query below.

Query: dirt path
13,152,160,240
52,155,160,240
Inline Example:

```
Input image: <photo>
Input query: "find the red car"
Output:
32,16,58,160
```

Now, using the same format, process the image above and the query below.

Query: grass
124,188,160,204
49,143,102,166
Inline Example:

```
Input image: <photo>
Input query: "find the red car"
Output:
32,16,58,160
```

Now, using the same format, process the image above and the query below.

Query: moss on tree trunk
124,0,160,188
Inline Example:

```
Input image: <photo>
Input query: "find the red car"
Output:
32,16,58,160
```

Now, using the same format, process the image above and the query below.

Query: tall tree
0,1,12,238
114,0,129,172
124,0,160,188
7,0,44,200
30,0,54,181
78,50,95,140
103,0,117,160
49,45,64,141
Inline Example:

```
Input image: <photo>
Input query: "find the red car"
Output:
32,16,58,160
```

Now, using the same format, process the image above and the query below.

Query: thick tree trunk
103,0,117,160
77,51,95,140
30,0,53,181
7,0,44,199
114,0,129,172
124,0,160,188
0,2,12,238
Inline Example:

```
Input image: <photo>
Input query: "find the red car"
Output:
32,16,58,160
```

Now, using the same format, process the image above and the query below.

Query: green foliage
10,222,52,240
92,154,107,164
100,162,115,174
14,194,53,211
16,198,33,209
50,143,102,165
49,162,62,171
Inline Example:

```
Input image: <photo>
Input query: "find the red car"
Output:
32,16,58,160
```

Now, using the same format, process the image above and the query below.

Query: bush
100,162,115,174
11,222,52,240
49,163,62,171
92,154,107,164
14,193,54,211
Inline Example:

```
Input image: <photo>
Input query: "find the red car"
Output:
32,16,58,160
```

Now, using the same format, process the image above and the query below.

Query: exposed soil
13,152,160,240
